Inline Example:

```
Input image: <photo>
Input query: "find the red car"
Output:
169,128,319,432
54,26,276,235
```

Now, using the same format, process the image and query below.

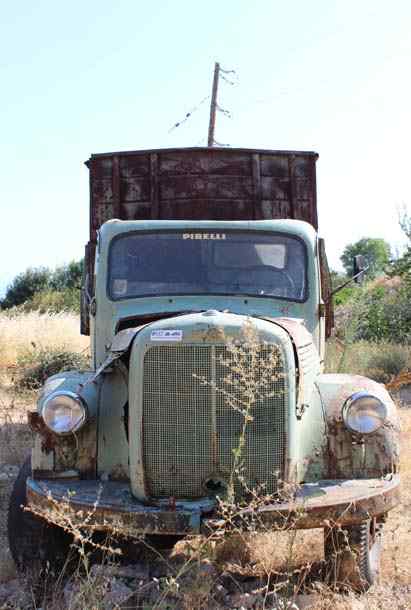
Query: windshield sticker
182,233,226,240
150,330,183,342
112,279,128,295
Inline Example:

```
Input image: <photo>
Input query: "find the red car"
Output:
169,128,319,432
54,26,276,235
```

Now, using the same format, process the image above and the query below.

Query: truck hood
87,311,318,395
109,312,311,355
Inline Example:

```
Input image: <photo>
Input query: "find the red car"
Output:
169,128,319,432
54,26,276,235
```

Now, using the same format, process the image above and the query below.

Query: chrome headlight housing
342,391,387,435
42,391,87,435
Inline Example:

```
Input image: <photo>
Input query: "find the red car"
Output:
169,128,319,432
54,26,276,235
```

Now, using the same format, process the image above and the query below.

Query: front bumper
27,475,400,536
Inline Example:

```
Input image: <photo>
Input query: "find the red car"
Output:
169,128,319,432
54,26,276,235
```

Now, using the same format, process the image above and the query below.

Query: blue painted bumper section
27,478,215,535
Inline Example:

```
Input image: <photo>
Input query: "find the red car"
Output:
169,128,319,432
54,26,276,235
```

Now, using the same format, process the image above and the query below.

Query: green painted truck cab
10,148,400,588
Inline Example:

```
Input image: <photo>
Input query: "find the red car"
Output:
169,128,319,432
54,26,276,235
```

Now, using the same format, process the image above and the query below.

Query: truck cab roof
99,218,318,252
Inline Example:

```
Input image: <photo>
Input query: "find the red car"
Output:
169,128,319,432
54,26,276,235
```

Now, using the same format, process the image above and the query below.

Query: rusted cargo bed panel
86,147,319,242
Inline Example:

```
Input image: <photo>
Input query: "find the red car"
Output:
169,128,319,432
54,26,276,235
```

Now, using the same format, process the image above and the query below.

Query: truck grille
142,345,287,499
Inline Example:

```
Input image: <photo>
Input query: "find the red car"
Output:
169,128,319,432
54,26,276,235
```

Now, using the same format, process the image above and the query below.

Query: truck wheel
145,534,184,550
7,458,73,572
324,519,383,590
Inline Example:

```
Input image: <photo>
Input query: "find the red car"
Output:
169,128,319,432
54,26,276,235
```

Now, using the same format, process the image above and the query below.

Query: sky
1,0,411,296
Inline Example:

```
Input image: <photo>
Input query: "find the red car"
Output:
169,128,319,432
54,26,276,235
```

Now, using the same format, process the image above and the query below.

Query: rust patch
27,479,207,536
32,470,79,480
55,436,77,471
191,326,226,343
76,424,98,479
28,412,56,454
86,148,319,243
269,317,314,349
110,463,129,481
316,375,400,479
28,412,97,478
27,475,400,537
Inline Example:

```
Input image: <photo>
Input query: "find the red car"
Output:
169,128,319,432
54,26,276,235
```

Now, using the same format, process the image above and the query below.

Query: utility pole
207,62,220,147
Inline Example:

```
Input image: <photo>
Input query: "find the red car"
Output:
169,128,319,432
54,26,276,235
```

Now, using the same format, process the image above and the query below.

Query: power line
167,62,237,145
213,139,231,147
216,103,232,118
168,95,210,133
219,67,239,86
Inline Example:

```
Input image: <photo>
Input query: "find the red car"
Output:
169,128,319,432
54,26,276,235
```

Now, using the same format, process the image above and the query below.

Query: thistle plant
194,319,284,503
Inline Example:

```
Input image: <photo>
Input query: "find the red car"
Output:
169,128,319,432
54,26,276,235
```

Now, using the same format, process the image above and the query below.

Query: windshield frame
106,229,309,303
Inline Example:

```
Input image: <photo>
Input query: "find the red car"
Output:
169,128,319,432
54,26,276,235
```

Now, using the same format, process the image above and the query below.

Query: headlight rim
42,390,88,436
342,390,387,435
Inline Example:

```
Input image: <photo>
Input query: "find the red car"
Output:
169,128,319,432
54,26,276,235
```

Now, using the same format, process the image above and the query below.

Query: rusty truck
8,147,400,588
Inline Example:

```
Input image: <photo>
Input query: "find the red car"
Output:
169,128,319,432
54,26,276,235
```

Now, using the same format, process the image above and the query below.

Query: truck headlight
342,391,387,434
42,391,87,435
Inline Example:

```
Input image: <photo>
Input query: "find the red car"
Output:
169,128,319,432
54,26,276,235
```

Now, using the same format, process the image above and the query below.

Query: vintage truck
8,148,400,588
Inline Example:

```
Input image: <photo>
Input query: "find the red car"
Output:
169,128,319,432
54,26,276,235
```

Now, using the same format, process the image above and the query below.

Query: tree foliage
1,267,51,309
340,237,391,279
389,208,411,285
1,261,83,310
49,260,83,291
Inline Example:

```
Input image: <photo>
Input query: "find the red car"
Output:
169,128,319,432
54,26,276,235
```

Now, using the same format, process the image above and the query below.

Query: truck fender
32,371,100,477
315,374,400,479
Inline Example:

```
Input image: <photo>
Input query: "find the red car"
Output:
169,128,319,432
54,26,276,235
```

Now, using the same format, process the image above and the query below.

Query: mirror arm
326,267,369,303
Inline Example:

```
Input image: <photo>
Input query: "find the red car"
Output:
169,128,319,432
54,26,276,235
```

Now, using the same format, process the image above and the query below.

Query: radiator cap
202,309,220,317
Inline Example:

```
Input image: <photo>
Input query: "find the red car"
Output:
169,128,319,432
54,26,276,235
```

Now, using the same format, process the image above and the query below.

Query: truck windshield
108,231,307,301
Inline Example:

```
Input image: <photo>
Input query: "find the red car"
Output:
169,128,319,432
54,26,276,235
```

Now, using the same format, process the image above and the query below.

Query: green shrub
325,339,410,383
23,288,80,314
361,285,411,343
333,285,355,306
335,277,411,344
365,345,410,383
17,346,89,389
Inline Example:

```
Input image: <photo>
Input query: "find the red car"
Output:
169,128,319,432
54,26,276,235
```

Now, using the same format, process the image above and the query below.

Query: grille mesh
142,344,287,498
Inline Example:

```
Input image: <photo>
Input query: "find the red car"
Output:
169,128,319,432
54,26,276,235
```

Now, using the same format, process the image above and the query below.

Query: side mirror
329,256,370,301
353,255,366,284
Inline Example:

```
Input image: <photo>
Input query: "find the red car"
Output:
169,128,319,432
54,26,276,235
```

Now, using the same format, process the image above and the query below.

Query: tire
7,458,74,572
324,519,383,590
145,534,184,551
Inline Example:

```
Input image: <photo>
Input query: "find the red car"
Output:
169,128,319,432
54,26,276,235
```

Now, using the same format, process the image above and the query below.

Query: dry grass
0,310,88,461
0,310,88,369
380,407,411,584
